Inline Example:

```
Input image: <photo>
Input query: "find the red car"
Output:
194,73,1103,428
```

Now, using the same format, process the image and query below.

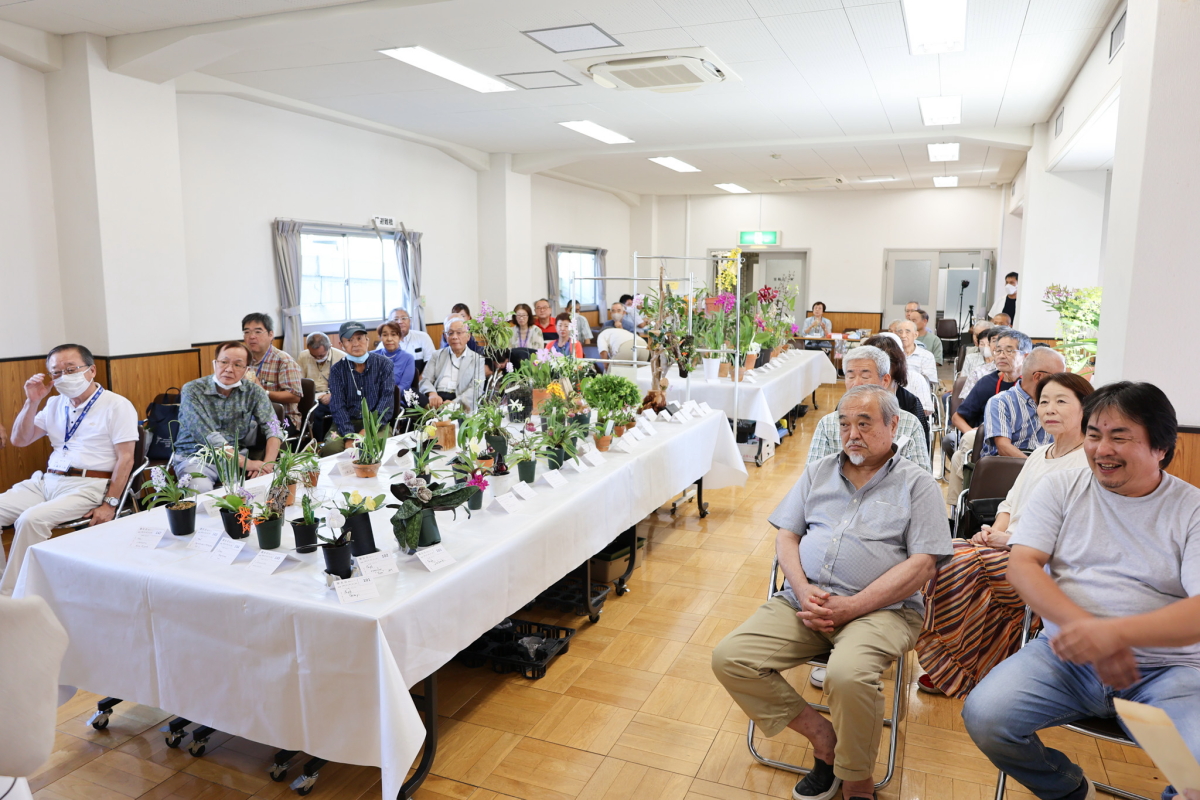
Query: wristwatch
103,496,119,508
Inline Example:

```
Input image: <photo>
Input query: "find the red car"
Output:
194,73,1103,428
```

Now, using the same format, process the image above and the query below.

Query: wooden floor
26,381,1169,800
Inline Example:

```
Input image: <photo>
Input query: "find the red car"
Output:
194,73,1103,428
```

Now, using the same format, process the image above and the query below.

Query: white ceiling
0,0,1119,195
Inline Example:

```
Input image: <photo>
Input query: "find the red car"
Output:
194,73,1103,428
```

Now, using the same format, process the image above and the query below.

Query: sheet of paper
668,413,686,424
356,551,399,578
512,481,538,500
658,409,673,422
334,576,379,604
641,408,657,421
336,461,357,476
583,451,607,467
612,437,635,454
416,544,456,572
540,469,568,489
245,550,289,575
208,538,246,565
1114,699,1200,793
638,420,659,437
130,528,166,550
187,529,223,552
565,458,591,473
629,427,646,441
490,493,521,514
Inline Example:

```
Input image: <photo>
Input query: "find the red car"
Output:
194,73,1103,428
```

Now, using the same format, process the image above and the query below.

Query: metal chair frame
993,608,1152,800
746,557,907,790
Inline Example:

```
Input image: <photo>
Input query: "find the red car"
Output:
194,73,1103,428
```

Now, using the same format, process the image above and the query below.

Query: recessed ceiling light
715,183,750,193
523,24,622,54
901,0,967,55
919,95,961,125
379,46,514,93
933,176,959,187
558,120,633,144
858,175,896,183
928,142,960,162
649,157,700,173
498,71,581,90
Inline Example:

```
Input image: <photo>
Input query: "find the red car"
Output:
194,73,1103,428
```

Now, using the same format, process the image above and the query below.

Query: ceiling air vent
567,47,737,93
776,176,845,190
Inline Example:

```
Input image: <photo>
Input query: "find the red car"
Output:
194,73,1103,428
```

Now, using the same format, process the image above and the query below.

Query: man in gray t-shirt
963,382,1200,800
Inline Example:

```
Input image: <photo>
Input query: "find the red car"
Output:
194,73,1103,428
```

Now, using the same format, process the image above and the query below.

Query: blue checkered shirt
982,380,1050,456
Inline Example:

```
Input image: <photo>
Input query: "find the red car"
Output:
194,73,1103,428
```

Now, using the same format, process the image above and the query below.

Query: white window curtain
396,229,425,330
272,219,304,355
545,244,564,314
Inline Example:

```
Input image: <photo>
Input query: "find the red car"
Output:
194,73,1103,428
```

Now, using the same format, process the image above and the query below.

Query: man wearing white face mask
0,344,138,596
297,332,345,441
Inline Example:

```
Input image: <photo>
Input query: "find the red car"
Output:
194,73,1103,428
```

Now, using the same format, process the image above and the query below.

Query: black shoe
793,757,841,800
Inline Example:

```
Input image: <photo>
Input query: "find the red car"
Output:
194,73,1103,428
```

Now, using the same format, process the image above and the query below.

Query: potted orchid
247,500,285,550
332,489,385,557
507,428,552,483
213,487,255,539
140,465,199,536
465,300,514,363
350,398,388,479
316,506,355,579
293,492,321,553
387,471,478,553
295,442,322,490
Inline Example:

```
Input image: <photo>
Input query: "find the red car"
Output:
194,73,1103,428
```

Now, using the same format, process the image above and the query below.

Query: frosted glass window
893,260,931,305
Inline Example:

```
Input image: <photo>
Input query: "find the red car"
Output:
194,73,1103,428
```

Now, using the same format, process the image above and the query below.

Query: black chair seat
1064,716,1133,744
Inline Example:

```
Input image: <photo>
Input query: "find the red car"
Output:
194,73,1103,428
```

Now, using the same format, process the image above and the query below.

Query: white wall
639,189,1002,311
0,54,63,358
176,93,479,344
1048,3,1124,166
530,175,631,309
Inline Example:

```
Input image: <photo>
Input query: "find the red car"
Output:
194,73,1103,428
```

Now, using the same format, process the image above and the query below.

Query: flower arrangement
140,466,198,510
716,248,742,292
757,285,780,305
1043,284,1102,371
388,470,478,552
466,300,513,359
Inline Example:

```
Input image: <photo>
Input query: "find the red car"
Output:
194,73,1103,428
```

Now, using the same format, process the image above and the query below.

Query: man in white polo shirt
0,344,138,595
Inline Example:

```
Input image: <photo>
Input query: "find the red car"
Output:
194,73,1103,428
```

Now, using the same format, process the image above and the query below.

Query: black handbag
144,388,181,460
957,497,1004,539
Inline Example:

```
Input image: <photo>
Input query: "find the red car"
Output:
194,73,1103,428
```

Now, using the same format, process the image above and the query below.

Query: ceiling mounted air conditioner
776,176,846,190
567,47,738,93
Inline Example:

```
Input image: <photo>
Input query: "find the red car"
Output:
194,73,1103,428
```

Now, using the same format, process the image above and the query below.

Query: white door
760,253,808,314
883,250,939,326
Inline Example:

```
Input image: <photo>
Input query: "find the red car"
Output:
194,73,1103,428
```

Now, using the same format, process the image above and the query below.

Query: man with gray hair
807,346,931,472
713,384,952,800
420,318,484,410
297,331,345,441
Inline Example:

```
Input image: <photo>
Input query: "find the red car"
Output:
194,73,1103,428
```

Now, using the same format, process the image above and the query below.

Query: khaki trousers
0,472,107,596
712,595,922,782
946,428,977,500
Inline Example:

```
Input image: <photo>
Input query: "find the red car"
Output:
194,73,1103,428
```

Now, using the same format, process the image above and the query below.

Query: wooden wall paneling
1167,429,1200,488
0,358,54,494
107,351,202,418
582,310,601,328
426,323,444,346
825,312,883,334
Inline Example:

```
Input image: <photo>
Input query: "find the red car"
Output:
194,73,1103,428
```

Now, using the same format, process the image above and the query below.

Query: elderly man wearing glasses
420,318,484,411
171,341,284,493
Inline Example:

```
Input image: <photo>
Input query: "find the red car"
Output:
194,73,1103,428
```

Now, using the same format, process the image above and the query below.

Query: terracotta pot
613,425,627,438
593,435,612,452
434,420,457,450
478,457,494,471
744,353,758,369
285,483,298,507
735,367,750,382
532,388,550,415
352,461,381,479
718,362,732,378
302,470,321,489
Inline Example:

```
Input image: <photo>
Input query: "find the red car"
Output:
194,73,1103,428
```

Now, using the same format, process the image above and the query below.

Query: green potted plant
388,471,478,553
541,415,590,470
581,373,640,451
316,507,354,579
350,398,388,479
507,429,550,483
462,400,508,460
212,488,253,539
612,406,638,438
250,500,285,550
295,442,322,489
266,442,302,509
333,489,385,557
293,492,321,553
140,465,200,536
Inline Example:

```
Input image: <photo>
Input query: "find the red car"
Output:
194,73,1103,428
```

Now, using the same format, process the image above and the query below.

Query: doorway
883,249,994,328
707,248,809,312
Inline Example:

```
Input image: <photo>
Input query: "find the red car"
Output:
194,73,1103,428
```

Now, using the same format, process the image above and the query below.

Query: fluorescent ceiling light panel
649,156,700,172
379,46,514,93
919,95,961,125
933,176,959,187
498,71,581,90
901,0,967,55
558,120,633,144
927,142,960,161
715,183,750,193
858,175,896,183
524,24,621,53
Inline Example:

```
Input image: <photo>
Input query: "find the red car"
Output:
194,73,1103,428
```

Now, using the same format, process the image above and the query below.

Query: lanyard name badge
50,386,102,471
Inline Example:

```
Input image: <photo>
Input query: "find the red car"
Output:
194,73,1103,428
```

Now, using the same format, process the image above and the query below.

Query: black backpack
144,388,182,460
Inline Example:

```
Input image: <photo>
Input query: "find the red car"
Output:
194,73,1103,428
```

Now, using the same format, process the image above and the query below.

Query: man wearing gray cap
327,321,396,439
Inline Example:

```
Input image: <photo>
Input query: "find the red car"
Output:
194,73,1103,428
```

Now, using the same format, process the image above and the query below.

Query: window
556,248,601,309
1109,10,1126,60
299,226,405,327
1055,108,1064,137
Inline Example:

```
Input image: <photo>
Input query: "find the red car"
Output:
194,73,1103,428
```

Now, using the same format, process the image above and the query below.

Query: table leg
695,477,709,518
613,525,638,597
400,674,439,799
811,390,819,410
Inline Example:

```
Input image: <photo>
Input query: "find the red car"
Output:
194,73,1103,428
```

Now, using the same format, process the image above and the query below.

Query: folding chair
936,318,959,361
993,608,1154,800
746,558,908,790
940,374,968,479
952,456,1024,539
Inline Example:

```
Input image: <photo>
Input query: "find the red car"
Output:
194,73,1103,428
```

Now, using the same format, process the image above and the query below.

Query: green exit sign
739,230,779,246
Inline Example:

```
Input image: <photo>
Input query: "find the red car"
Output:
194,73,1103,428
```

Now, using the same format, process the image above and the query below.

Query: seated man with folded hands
713,385,952,800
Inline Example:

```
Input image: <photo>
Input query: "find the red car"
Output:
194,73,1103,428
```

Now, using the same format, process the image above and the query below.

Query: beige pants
712,595,922,782
0,472,107,596
946,428,977,501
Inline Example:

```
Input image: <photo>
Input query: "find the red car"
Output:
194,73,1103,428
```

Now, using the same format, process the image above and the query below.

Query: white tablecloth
15,410,744,800
637,350,837,444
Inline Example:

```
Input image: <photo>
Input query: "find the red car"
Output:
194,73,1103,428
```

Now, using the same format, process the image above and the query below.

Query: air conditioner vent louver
567,47,737,93
776,176,845,190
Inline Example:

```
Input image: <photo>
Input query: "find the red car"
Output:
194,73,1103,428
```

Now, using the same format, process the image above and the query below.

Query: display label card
511,481,538,500
336,461,357,476
356,551,399,578
130,528,166,550
490,493,521,514
583,451,607,467
668,413,686,424
187,529,223,552
208,538,246,565
246,550,289,575
334,576,378,604
612,437,636,454
565,458,591,473
604,419,614,436
678,406,695,420
201,496,221,518
743,373,758,383
540,469,568,489
665,402,682,416
700,402,714,414
638,420,659,437
658,409,673,422
684,400,701,414
642,408,657,421
416,544,456,572
629,427,646,441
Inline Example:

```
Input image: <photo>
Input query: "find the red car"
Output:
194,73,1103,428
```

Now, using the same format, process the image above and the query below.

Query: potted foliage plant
351,398,388,479
580,373,640,451
541,412,590,470
266,442,302,508
141,465,199,535
316,507,354,579
247,501,284,550
388,471,478,553
333,489,385,557
465,400,509,460
508,429,549,483
293,493,321,553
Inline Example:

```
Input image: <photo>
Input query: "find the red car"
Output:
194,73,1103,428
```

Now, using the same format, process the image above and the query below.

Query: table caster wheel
297,787,313,797
588,612,600,623
88,710,111,730
270,765,289,782
290,773,318,795
614,581,628,597
188,741,207,757
164,733,184,748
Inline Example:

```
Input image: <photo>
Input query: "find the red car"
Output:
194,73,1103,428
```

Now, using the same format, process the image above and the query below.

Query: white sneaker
809,667,826,689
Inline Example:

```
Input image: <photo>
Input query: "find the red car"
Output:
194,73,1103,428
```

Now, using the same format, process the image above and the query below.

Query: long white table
16,409,745,800
637,349,837,445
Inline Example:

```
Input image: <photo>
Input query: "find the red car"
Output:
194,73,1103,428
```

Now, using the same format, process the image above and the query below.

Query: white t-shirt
34,387,139,472
1011,468,1200,669
597,327,635,357
996,443,1089,529
395,330,436,362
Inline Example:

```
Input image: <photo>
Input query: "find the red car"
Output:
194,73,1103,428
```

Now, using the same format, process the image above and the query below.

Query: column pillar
476,153,531,311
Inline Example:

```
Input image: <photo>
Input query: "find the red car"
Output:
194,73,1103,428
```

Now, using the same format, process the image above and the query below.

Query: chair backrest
970,424,986,463
936,318,958,340
966,456,1025,502
948,374,968,418
954,347,967,374
298,378,315,419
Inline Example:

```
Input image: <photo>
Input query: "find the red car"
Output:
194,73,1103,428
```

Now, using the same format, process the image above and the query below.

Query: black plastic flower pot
255,518,283,550
485,434,508,459
546,447,567,471
322,541,353,579
518,460,537,483
292,521,319,554
468,490,483,510
166,503,196,536
220,509,248,539
418,509,441,547
343,513,377,557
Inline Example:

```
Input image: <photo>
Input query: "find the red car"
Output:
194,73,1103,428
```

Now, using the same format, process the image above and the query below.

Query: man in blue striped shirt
981,347,1065,457
328,321,395,439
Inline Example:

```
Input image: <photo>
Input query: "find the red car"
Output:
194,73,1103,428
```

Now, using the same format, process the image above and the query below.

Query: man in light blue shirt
982,347,1064,457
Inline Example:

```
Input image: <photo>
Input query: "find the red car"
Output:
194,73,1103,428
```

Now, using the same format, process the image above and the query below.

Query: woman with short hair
509,303,544,350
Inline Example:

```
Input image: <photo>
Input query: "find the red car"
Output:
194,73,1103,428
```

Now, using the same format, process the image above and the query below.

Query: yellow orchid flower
364,496,376,511
424,425,437,438
349,490,363,504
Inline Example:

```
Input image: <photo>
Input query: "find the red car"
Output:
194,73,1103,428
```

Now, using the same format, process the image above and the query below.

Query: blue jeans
963,636,1200,800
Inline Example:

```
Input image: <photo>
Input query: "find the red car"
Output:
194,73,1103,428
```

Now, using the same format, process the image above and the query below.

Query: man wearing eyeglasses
420,319,483,411
171,341,284,493
0,344,138,596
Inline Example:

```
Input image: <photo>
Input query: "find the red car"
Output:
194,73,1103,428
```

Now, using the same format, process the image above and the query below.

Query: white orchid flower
325,511,346,529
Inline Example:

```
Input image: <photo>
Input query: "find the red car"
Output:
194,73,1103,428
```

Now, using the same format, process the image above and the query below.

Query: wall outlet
373,216,395,228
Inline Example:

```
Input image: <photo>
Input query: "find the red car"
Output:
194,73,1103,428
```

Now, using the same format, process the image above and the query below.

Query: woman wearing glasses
171,341,284,492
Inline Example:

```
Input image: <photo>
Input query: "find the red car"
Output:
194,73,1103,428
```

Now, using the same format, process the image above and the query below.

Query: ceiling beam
511,127,1035,175
539,171,641,207
175,72,490,172
0,18,62,72
106,0,450,83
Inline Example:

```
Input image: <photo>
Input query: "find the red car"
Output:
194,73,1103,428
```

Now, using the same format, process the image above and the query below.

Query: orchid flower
150,466,168,492
325,510,346,529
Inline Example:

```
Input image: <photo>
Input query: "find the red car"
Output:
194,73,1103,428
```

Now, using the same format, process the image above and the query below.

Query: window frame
297,222,407,335
554,245,603,312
